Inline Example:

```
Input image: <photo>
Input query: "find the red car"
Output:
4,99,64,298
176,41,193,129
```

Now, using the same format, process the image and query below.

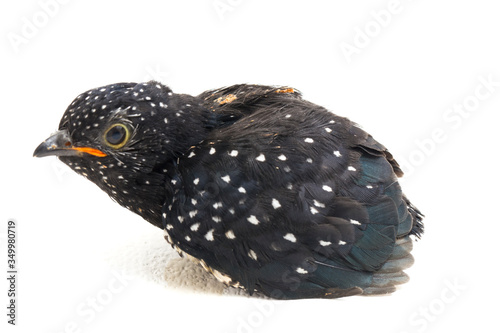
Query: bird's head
34,81,211,226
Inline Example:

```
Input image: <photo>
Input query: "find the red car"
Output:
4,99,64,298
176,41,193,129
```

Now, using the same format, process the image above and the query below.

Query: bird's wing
162,86,422,297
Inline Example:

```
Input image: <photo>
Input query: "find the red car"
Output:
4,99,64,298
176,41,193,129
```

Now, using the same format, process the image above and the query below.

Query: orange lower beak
33,130,107,158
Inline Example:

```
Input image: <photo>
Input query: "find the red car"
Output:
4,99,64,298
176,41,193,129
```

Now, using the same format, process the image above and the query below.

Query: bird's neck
119,111,216,229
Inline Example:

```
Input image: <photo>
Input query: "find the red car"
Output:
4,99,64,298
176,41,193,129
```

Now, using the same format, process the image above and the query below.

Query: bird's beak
33,129,107,158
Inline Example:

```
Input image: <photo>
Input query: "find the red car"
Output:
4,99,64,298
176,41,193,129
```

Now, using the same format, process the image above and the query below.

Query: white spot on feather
350,219,361,225
221,175,231,183
272,198,281,209
304,138,314,143
205,229,215,241
248,249,258,260
296,267,308,274
256,154,266,162
319,240,332,246
225,230,236,239
247,215,260,225
313,200,326,208
283,233,296,243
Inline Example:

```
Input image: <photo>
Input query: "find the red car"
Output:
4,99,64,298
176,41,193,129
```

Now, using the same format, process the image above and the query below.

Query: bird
34,81,423,299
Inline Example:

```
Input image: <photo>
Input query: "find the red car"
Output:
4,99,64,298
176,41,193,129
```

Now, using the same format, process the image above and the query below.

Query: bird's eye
103,124,130,149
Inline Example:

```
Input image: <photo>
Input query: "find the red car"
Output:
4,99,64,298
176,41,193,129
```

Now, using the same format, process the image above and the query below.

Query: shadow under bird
34,82,424,299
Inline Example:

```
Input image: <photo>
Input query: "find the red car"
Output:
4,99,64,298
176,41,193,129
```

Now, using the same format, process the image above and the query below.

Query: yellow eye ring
103,123,130,149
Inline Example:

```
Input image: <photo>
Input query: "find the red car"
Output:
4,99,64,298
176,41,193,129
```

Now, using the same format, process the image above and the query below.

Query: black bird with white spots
34,81,424,299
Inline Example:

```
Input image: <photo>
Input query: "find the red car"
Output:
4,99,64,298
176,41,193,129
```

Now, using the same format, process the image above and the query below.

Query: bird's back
162,84,423,299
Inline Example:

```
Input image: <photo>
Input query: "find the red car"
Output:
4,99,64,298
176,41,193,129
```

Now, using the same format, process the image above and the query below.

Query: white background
1,0,499,332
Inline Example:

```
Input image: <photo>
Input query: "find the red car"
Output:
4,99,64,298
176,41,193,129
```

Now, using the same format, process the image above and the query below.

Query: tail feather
389,235,413,259
371,272,410,286
362,286,397,295
405,196,424,239
362,236,414,295
378,255,414,273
